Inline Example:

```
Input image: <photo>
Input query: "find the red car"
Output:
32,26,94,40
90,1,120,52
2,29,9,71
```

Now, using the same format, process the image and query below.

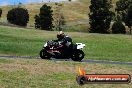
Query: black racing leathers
54,35,72,47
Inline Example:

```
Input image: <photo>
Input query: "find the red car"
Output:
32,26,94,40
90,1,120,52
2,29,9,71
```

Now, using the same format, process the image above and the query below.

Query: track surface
0,56,132,66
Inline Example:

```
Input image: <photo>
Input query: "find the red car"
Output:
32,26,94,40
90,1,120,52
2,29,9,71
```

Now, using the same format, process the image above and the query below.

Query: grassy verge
0,26,132,62
0,58,131,88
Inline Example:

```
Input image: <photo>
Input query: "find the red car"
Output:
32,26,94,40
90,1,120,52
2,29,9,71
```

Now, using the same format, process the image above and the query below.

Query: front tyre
71,50,84,61
40,49,51,59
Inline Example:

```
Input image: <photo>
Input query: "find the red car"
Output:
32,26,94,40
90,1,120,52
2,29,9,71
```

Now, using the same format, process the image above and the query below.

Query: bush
0,8,2,18
34,4,53,30
112,21,126,34
7,8,29,26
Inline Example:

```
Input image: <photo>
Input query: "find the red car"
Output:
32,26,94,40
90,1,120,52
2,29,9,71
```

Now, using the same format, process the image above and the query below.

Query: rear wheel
40,49,51,59
71,50,84,61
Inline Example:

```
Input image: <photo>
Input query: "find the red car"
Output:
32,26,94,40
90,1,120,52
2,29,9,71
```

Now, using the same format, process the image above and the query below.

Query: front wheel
71,50,84,61
40,49,51,59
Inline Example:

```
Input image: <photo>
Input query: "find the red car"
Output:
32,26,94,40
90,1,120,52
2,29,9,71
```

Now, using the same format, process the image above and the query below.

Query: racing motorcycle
40,40,85,61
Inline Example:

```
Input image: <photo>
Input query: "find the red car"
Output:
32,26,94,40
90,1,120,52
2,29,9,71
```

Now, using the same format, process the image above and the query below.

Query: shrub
7,8,29,26
112,21,126,34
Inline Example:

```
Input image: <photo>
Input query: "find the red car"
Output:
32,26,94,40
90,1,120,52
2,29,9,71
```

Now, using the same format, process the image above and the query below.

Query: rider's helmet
57,31,65,40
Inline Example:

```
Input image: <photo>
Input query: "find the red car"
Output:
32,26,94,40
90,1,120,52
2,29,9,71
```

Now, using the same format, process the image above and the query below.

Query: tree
34,4,54,30
54,3,65,31
116,0,132,34
124,4,132,34
0,8,2,18
115,0,130,12
89,0,113,33
7,7,29,26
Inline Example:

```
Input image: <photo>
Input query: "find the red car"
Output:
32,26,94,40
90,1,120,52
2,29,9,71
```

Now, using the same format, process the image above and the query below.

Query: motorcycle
40,40,85,61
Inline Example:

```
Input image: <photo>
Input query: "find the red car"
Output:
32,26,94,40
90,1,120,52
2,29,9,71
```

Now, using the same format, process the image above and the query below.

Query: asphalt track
0,56,132,66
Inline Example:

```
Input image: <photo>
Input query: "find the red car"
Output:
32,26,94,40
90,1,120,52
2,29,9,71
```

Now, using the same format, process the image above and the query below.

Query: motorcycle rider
56,31,73,57
56,31,72,48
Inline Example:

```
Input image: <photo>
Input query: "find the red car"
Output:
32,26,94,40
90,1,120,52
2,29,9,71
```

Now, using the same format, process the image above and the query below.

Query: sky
0,0,66,6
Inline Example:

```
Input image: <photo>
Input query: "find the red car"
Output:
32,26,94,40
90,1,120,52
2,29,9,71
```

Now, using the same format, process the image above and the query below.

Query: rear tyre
71,50,84,61
40,49,51,59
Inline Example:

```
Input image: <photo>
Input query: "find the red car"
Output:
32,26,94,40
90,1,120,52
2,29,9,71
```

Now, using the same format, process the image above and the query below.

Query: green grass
0,26,132,62
0,58,131,88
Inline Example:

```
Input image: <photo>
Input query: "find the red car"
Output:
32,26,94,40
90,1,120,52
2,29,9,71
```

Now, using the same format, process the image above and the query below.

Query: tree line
0,0,132,34
0,3,65,31
89,0,132,34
